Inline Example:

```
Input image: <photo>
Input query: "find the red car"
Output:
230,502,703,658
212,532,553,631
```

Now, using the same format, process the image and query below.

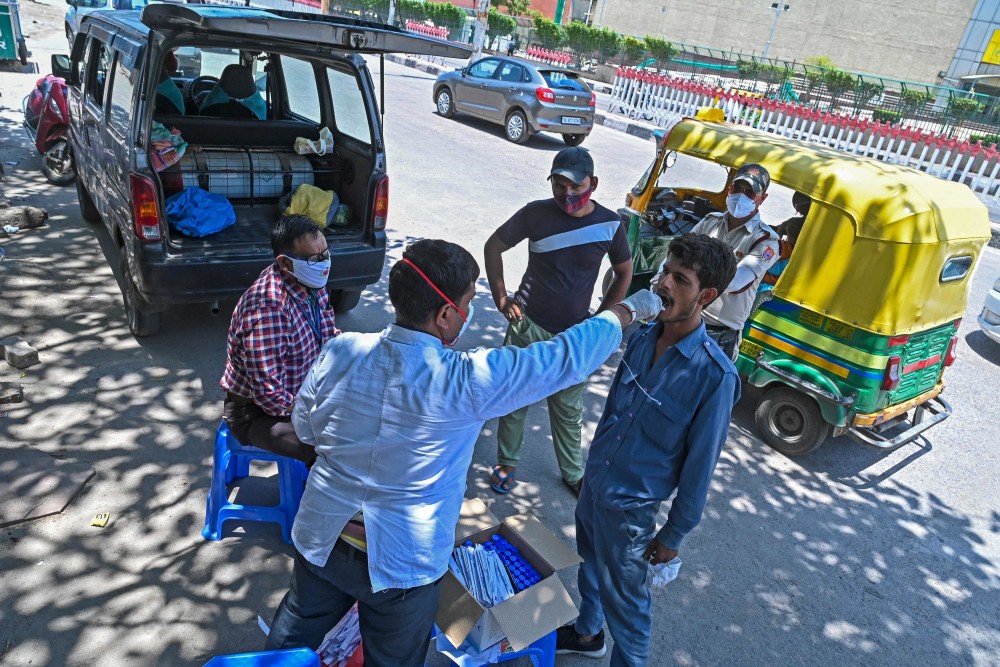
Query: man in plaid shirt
221,215,339,465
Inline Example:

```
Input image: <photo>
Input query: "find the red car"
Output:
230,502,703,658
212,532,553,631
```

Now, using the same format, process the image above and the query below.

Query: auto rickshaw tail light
130,173,162,241
625,192,634,207
882,355,901,391
944,336,959,367
536,87,555,103
373,176,389,231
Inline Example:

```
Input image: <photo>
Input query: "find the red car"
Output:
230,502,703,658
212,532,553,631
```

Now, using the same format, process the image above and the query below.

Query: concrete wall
596,0,977,84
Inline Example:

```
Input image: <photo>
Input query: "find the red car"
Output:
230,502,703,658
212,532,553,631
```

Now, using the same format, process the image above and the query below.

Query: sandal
490,466,516,494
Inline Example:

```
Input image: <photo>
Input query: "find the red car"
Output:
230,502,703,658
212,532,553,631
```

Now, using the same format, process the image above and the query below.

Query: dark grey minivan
53,4,468,335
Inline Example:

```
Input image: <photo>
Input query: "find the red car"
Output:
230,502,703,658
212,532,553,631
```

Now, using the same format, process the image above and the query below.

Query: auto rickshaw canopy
659,118,992,334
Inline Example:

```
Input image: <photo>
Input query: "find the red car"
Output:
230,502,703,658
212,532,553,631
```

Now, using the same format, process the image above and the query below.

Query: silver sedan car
433,56,595,145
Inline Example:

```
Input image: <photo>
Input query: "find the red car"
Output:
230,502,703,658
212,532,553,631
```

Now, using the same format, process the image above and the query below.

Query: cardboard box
435,498,582,652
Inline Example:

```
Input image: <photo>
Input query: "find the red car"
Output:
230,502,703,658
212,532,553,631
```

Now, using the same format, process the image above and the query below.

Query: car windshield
540,70,588,92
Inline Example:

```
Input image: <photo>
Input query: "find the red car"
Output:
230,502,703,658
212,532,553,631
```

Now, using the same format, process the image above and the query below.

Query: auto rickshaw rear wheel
754,386,830,456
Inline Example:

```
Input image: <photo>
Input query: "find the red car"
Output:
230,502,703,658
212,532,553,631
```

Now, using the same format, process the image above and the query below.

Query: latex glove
618,289,663,323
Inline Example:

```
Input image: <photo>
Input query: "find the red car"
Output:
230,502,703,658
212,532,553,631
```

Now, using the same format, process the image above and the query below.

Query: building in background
591,0,984,87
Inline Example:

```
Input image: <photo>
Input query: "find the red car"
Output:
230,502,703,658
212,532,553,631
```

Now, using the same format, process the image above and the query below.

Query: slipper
490,466,516,494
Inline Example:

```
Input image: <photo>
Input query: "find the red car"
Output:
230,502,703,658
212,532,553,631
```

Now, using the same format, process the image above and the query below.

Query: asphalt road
1,23,999,667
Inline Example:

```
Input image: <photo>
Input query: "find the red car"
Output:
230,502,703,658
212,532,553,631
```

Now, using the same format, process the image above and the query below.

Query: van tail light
944,336,959,367
589,92,597,107
535,87,555,103
130,173,162,241
373,175,389,231
882,355,901,391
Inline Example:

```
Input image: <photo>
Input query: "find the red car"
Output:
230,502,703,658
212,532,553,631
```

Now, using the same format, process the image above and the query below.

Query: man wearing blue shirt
264,239,663,666
556,234,741,666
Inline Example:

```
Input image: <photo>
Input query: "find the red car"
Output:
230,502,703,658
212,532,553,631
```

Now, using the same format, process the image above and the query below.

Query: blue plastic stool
202,420,308,544
433,627,555,667
203,647,319,667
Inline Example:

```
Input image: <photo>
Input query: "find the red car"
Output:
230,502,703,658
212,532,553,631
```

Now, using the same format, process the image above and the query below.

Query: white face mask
446,303,475,346
288,256,331,289
726,193,757,219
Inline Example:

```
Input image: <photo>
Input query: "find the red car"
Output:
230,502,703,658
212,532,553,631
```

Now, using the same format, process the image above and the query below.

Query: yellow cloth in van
284,184,336,229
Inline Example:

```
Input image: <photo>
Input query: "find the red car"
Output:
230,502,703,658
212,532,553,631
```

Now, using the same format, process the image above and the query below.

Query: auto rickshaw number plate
824,320,856,340
739,340,763,359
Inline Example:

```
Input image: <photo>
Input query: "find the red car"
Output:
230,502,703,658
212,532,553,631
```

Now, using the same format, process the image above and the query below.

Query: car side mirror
52,54,72,79
66,0,77,6
459,67,467,77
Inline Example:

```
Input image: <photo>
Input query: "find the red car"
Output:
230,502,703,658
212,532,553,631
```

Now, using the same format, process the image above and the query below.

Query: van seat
153,115,319,148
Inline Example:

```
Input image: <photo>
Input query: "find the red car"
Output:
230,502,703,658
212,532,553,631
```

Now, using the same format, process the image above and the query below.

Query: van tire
119,250,161,337
76,178,100,223
330,288,362,313
505,110,530,144
754,386,830,456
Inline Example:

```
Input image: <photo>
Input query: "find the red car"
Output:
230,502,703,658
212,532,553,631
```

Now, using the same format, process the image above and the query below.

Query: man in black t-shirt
484,147,634,496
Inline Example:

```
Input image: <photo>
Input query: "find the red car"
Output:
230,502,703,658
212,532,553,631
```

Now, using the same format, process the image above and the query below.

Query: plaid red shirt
221,264,339,416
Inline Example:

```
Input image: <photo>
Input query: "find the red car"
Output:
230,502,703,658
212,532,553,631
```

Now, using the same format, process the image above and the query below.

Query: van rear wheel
754,386,830,456
119,250,161,337
330,288,362,313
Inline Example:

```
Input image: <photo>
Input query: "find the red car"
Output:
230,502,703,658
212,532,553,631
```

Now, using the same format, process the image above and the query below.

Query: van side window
327,67,371,144
87,40,113,107
108,53,134,136
280,56,321,124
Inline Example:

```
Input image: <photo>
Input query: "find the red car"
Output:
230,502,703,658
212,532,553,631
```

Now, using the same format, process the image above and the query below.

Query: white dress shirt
290,311,623,591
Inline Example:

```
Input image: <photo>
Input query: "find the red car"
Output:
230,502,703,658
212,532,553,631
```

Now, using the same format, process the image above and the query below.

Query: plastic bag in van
294,127,334,156
165,187,236,237
283,183,340,228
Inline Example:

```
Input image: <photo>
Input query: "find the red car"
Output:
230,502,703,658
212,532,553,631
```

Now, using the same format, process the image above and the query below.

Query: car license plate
562,116,582,125
739,340,763,359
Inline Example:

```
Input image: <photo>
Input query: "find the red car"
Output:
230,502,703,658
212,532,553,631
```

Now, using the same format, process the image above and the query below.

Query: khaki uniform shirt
691,212,779,330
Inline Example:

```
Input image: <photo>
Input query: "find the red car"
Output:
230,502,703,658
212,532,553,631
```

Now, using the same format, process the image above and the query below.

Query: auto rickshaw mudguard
744,357,851,427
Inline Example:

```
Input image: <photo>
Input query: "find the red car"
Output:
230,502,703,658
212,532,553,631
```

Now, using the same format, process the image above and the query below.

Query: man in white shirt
654,163,779,359
263,239,662,666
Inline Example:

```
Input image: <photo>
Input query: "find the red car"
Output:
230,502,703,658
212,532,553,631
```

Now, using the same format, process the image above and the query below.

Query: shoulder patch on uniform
762,245,775,262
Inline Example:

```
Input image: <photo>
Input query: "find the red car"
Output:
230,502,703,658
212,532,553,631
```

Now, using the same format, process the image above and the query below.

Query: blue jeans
575,482,658,667
265,544,441,667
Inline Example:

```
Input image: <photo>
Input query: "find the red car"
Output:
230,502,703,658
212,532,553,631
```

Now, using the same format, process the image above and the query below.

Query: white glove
618,289,663,323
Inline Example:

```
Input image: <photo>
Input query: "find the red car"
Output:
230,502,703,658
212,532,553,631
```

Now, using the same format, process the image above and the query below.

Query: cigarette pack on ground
435,498,582,652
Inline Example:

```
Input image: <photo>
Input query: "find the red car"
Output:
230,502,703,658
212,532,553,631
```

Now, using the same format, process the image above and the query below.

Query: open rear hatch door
140,4,472,59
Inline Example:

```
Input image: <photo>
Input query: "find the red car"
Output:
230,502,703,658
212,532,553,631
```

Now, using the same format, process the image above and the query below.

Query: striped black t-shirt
497,198,630,334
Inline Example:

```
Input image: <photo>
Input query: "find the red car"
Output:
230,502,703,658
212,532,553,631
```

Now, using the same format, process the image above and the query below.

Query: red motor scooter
23,74,75,185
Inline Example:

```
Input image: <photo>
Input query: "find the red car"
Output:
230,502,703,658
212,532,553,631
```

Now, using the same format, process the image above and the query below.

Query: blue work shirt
585,320,740,549
291,312,623,592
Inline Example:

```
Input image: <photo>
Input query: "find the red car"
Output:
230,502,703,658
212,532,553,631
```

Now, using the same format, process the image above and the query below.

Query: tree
532,14,564,48
563,21,593,55
623,36,645,65
644,35,677,70
492,0,529,16
900,89,932,115
823,68,855,112
802,55,835,101
487,7,517,50
853,80,883,114
594,26,622,62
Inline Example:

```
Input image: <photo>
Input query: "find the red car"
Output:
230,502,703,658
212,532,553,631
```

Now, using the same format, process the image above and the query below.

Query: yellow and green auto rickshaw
618,113,992,456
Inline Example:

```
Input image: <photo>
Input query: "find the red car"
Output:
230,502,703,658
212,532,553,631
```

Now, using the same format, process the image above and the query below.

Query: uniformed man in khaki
653,163,779,359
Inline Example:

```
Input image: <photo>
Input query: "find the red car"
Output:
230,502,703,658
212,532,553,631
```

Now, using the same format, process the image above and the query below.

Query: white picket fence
608,68,1000,199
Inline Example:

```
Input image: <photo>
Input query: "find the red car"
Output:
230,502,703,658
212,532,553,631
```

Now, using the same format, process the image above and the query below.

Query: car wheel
41,139,76,185
76,177,100,223
505,110,530,144
562,133,586,146
65,25,73,46
329,288,362,313
754,386,831,456
119,249,161,337
435,87,455,118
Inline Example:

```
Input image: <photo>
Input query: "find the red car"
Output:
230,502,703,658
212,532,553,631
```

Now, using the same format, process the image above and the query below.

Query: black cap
733,163,770,195
549,147,594,184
